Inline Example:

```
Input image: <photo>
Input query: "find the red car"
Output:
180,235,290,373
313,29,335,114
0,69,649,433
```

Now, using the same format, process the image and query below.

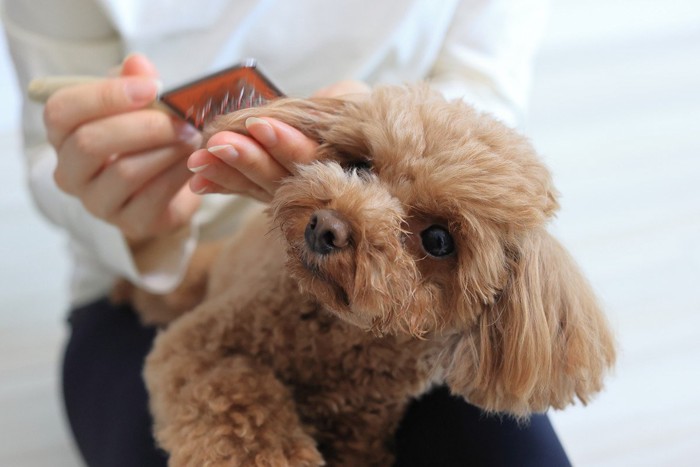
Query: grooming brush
27,59,284,130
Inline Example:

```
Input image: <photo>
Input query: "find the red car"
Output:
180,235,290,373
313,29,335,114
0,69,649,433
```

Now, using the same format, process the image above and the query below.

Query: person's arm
428,0,550,127
2,5,201,294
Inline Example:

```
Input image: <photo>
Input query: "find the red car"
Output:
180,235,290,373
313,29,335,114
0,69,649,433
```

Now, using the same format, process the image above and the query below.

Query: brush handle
27,76,101,102
27,75,173,114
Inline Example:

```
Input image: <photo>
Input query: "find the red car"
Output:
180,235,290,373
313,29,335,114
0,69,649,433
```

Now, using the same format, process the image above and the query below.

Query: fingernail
245,117,277,147
188,163,209,173
208,144,238,164
177,123,200,142
124,78,160,104
194,186,209,195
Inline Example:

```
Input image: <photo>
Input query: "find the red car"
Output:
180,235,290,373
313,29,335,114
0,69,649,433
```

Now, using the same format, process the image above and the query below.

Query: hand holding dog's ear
187,118,318,201
188,80,369,201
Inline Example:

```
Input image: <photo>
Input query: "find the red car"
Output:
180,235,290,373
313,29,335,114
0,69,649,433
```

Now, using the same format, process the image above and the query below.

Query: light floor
1,1,699,465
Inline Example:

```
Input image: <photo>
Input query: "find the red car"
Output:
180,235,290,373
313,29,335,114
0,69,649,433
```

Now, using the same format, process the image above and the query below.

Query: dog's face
268,86,558,337
207,85,615,415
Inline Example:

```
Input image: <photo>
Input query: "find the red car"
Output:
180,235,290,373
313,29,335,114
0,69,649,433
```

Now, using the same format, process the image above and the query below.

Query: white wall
0,22,20,132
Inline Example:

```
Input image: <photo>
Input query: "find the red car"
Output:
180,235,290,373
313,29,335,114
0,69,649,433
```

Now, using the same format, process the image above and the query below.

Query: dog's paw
247,441,325,467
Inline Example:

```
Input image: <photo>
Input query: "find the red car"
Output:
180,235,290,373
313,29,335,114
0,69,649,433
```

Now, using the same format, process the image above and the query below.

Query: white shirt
1,0,548,306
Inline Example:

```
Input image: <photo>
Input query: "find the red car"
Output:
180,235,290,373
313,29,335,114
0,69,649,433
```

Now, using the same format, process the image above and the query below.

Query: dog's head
207,85,616,416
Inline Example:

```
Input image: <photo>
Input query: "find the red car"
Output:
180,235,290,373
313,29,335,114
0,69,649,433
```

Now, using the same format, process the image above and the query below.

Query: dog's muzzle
304,209,351,255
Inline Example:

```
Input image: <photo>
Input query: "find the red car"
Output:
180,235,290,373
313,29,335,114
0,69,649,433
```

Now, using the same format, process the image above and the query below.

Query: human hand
45,54,202,245
187,80,370,202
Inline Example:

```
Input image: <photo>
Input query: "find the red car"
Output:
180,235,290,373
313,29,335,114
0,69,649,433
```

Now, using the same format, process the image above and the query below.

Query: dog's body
147,212,440,466
139,85,615,466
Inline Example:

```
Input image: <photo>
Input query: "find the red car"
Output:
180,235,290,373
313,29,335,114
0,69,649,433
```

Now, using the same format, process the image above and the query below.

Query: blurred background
1,0,698,465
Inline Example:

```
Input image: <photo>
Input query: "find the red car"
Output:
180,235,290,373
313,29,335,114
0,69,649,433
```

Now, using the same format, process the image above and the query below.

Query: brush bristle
160,62,283,129
189,79,273,129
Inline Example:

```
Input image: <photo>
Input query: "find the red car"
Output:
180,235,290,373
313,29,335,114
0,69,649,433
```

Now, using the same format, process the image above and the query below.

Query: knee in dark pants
394,386,571,467
62,298,168,467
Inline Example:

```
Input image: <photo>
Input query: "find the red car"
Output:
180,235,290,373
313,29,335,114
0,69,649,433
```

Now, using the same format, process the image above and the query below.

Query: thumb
120,53,160,79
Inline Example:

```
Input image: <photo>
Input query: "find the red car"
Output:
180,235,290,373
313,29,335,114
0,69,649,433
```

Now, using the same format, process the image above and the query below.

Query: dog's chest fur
221,269,438,401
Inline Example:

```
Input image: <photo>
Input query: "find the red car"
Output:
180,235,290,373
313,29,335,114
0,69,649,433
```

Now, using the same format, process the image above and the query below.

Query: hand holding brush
31,53,367,242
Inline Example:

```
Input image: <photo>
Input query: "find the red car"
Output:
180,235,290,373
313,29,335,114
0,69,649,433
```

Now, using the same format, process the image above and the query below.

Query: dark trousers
62,298,571,467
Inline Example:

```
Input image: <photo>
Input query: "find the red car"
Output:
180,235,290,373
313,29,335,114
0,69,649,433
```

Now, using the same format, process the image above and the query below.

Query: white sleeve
1,2,197,293
428,0,550,127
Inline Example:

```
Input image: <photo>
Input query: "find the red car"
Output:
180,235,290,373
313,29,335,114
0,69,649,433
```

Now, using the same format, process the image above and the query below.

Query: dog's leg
145,295,323,467
317,403,400,467
300,345,428,466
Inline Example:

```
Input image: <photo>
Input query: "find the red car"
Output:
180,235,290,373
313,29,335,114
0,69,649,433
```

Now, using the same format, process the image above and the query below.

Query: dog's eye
341,159,373,173
420,225,455,257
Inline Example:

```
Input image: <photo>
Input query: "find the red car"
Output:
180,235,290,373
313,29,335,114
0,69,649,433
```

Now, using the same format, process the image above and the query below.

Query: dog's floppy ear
202,96,355,144
443,229,616,417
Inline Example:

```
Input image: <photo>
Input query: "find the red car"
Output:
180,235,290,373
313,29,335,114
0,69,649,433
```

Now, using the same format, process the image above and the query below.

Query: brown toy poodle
130,85,615,466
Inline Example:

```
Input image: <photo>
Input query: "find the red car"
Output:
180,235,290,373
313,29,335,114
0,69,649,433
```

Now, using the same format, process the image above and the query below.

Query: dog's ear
202,96,355,144
443,229,616,417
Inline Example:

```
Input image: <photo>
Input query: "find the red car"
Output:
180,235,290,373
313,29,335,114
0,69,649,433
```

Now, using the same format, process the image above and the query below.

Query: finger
187,149,273,200
81,143,195,220
207,118,319,174
55,110,199,193
120,53,160,78
62,109,199,158
44,76,161,147
203,133,290,195
115,157,199,241
189,172,272,203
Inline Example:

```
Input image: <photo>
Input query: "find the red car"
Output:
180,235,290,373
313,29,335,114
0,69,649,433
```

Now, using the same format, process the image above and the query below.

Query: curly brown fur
142,85,616,466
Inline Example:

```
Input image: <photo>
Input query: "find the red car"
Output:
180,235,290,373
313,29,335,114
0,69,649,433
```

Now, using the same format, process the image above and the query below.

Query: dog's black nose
305,209,351,255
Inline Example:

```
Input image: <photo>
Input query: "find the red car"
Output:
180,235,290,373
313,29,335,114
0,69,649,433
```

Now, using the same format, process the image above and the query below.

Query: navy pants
62,298,571,467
